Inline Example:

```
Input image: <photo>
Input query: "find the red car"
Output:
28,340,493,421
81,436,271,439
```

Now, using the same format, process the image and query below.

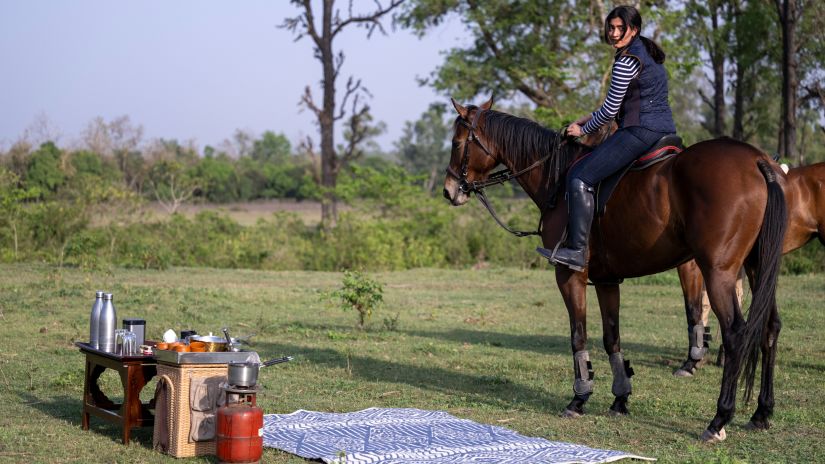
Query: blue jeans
567,126,671,190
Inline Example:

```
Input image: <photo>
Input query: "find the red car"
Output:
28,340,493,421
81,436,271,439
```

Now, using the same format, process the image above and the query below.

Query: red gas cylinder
216,402,264,464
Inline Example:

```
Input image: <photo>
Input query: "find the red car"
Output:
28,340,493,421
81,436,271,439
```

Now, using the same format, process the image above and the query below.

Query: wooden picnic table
77,342,156,444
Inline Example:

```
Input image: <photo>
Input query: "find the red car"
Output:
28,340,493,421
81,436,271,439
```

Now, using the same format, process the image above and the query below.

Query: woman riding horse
443,8,787,440
537,5,677,271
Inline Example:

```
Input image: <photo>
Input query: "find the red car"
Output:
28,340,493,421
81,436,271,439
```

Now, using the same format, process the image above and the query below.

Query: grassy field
0,264,823,463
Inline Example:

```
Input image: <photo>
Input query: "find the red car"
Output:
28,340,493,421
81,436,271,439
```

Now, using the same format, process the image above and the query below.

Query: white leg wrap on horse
609,352,633,397
689,324,708,361
573,350,594,396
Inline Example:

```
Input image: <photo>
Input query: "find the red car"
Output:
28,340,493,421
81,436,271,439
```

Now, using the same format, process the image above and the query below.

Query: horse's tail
741,159,787,402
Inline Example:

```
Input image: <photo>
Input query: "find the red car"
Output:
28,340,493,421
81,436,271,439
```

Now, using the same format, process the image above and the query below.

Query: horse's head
443,97,499,206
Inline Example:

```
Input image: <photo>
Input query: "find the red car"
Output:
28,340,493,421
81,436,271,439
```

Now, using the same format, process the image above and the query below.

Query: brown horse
443,98,787,442
674,162,825,376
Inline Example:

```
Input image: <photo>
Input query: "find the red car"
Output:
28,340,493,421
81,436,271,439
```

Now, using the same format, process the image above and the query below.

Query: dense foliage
0,150,821,274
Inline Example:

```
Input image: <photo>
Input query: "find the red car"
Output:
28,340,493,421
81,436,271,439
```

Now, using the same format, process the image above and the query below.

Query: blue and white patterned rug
262,408,653,463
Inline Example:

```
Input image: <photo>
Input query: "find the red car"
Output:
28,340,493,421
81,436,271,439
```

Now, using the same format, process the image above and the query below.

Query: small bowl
189,341,207,352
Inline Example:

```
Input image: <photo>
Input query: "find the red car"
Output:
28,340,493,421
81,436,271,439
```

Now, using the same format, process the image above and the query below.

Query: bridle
445,107,494,195
445,108,559,237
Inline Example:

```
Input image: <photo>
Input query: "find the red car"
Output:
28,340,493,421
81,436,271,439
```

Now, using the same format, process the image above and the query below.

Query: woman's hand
566,123,584,138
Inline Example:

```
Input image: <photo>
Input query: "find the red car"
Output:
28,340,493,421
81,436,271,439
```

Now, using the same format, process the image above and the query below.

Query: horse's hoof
700,427,727,443
560,408,582,418
745,420,770,431
673,368,694,377
608,408,628,417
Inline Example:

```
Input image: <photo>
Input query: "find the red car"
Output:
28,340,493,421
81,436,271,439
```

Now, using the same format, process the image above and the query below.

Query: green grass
0,264,823,463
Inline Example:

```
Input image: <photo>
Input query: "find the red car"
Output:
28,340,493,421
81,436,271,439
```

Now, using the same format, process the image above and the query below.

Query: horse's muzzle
443,177,470,205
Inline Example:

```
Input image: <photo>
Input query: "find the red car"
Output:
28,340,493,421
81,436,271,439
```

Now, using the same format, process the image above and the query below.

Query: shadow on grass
278,322,685,363
255,340,568,414
16,392,161,449
786,360,825,373
400,328,685,368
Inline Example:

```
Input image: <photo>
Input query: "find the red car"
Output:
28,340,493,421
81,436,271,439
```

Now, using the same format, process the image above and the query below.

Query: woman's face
608,17,637,49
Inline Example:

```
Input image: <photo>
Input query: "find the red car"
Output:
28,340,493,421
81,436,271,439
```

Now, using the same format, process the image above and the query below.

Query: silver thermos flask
98,293,117,353
89,291,104,349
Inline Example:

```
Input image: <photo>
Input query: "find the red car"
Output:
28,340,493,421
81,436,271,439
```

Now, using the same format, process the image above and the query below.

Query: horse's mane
482,109,575,183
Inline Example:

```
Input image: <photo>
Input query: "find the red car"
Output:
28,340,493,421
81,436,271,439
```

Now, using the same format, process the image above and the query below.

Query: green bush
328,270,384,329
782,240,825,275
115,231,172,270
63,229,107,269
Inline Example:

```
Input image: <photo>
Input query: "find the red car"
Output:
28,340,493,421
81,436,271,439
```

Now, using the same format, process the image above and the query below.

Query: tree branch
301,86,323,117
299,136,321,184
335,77,362,121
773,0,784,24
301,0,322,46
698,88,716,111
332,0,403,38
466,0,558,106
338,96,370,172
802,83,825,108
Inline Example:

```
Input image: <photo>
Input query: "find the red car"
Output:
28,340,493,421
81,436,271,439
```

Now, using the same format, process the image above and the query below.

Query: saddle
594,134,684,216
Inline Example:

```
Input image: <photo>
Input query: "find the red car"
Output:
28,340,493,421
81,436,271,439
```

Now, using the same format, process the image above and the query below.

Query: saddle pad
262,407,653,463
596,144,682,216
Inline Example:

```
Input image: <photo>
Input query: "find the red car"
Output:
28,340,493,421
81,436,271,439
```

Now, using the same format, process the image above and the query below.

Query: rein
446,109,563,237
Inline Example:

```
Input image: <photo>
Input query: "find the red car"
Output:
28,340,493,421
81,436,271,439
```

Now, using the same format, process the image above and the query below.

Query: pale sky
0,1,466,153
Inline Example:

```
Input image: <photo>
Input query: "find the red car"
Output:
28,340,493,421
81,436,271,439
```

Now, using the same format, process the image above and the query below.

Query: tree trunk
320,0,337,227
12,222,18,260
777,0,799,163
732,61,745,140
425,165,438,196
710,4,727,137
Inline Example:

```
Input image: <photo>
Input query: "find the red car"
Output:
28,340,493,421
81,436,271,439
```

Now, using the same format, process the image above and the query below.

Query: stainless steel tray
154,349,258,365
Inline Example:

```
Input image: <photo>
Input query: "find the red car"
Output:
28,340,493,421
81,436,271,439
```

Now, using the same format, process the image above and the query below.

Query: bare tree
216,129,256,159
81,115,143,158
81,115,145,189
22,112,62,147
282,0,402,227
147,159,198,214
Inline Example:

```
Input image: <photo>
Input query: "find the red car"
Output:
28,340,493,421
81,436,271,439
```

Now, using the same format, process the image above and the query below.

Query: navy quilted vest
617,37,676,133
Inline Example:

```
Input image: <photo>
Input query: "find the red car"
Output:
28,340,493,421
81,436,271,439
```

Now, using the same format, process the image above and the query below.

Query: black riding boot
537,179,595,272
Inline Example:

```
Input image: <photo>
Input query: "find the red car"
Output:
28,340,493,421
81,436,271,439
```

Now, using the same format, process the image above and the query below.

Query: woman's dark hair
604,5,666,64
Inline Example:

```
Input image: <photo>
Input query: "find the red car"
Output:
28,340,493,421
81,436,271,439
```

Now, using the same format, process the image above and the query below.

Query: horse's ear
451,97,469,120
480,95,494,111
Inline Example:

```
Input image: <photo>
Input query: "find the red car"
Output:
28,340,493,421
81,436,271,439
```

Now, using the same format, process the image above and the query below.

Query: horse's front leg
556,267,592,417
594,283,634,415
674,260,711,377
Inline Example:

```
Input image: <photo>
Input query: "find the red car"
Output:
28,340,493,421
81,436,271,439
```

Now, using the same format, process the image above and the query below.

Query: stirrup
550,249,586,272
536,246,586,272
536,247,554,261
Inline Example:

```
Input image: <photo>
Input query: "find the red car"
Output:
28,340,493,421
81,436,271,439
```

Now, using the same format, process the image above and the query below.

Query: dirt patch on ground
148,199,325,225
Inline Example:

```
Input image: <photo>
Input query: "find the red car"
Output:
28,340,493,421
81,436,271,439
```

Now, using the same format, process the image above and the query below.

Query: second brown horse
674,162,825,376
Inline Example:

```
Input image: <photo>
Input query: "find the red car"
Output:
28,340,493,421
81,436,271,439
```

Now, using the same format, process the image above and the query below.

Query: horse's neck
499,143,583,209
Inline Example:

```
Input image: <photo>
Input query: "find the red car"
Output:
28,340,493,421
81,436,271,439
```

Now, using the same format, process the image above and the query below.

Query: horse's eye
451,141,461,149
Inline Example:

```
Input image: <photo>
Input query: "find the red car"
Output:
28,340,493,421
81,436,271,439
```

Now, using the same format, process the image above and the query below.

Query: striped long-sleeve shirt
581,55,641,134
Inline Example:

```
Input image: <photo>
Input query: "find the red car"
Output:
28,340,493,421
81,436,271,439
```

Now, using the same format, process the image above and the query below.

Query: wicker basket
153,363,227,458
